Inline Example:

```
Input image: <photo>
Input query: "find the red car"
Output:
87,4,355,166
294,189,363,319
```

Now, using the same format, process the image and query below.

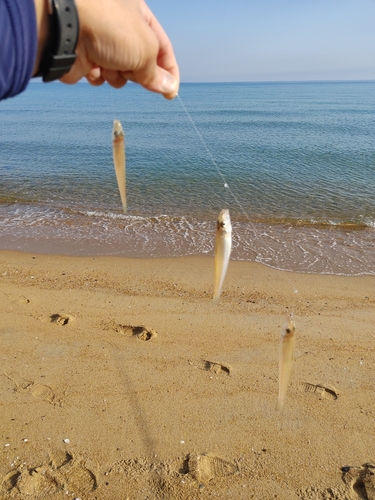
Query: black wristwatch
36,0,79,82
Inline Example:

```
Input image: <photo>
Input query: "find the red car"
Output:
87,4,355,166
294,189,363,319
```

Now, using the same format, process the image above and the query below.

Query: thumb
122,67,179,99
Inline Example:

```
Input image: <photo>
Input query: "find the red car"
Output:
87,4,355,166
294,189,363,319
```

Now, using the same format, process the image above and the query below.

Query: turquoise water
0,81,375,274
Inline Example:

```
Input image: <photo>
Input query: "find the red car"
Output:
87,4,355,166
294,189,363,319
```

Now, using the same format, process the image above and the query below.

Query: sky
148,0,375,82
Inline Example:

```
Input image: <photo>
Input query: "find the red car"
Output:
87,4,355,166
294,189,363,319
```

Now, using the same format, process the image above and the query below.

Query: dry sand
0,250,374,500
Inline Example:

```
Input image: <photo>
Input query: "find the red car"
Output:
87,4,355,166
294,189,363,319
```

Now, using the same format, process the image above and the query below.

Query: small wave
82,210,131,220
242,216,371,230
79,210,187,224
363,218,375,229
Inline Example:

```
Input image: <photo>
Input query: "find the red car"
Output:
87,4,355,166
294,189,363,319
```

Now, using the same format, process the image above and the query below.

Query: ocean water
0,81,374,275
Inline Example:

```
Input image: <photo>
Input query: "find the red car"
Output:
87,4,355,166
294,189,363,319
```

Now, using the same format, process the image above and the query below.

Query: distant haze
149,0,375,82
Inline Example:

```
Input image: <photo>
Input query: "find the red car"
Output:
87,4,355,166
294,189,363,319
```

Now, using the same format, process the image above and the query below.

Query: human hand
46,0,179,99
65,0,179,99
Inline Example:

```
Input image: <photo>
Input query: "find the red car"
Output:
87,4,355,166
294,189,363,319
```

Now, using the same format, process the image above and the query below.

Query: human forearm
0,0,38,100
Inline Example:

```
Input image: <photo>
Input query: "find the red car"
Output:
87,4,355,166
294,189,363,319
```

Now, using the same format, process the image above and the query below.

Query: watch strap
36,0,79,82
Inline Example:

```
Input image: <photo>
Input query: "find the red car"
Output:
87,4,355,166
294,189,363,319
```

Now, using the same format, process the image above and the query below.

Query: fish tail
276,398,285,414
212,294,220,305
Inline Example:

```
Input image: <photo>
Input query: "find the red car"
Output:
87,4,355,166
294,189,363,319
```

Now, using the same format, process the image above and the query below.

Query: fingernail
161,72,177,95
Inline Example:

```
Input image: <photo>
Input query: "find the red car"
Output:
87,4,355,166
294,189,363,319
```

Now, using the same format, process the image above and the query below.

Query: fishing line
177,94,251,223
177,93,268,262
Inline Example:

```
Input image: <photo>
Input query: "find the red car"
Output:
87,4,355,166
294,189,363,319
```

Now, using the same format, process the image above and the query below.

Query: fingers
101,69,128,89
121,66,177,99
85,67,128,89
86,67,105,86
63,60,128,89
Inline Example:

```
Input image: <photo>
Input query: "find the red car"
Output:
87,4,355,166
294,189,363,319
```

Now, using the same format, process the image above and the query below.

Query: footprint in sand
50,313,74,326
299,382,339,401
189,359,231,375
342,463,375,500
115,324,157,341
3,293,30,307
3,371,62,407
2,470,21,493
188,453,238,483
297,484,355,499
16,295,30,305
2,451,97,497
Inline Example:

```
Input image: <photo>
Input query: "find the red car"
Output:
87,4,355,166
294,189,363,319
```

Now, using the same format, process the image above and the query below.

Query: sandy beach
0,250,374,499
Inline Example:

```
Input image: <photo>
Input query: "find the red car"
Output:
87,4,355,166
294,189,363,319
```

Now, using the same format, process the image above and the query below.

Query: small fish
112,119,126,213
277,313,296,413
213,209,232,304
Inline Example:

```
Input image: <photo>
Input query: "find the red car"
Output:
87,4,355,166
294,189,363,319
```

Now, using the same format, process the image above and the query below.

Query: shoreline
2,248,375,288
1,208,375,276
1,250,375,498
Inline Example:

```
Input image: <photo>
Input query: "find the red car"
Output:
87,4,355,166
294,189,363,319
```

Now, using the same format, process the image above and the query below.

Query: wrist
33,0,49,76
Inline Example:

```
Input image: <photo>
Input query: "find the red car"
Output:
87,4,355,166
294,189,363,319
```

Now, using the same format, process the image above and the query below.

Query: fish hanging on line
112,119,127,213
276,313,296,413
213,209,232,304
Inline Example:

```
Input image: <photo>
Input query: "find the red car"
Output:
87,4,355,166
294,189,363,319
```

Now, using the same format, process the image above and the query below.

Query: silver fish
112,119,127,213
277,313,296,413
213,209,232,304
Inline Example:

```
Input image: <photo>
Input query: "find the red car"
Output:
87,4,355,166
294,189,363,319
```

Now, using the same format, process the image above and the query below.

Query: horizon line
30,77,375,85
180,78,375,84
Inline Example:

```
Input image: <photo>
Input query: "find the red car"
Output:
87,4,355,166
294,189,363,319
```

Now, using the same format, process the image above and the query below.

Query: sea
0,80,374,276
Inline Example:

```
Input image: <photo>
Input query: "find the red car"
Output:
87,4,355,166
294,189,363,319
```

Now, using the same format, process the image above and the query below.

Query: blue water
1,81,375,275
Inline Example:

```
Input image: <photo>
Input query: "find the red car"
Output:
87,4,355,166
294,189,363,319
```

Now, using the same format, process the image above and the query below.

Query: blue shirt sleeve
0,0,38,100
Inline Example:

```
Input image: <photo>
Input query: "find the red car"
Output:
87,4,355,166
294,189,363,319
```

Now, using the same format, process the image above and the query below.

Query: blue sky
148,0,375,82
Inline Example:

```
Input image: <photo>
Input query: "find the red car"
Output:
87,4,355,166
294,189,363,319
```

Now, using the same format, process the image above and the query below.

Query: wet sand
0,250,374,499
